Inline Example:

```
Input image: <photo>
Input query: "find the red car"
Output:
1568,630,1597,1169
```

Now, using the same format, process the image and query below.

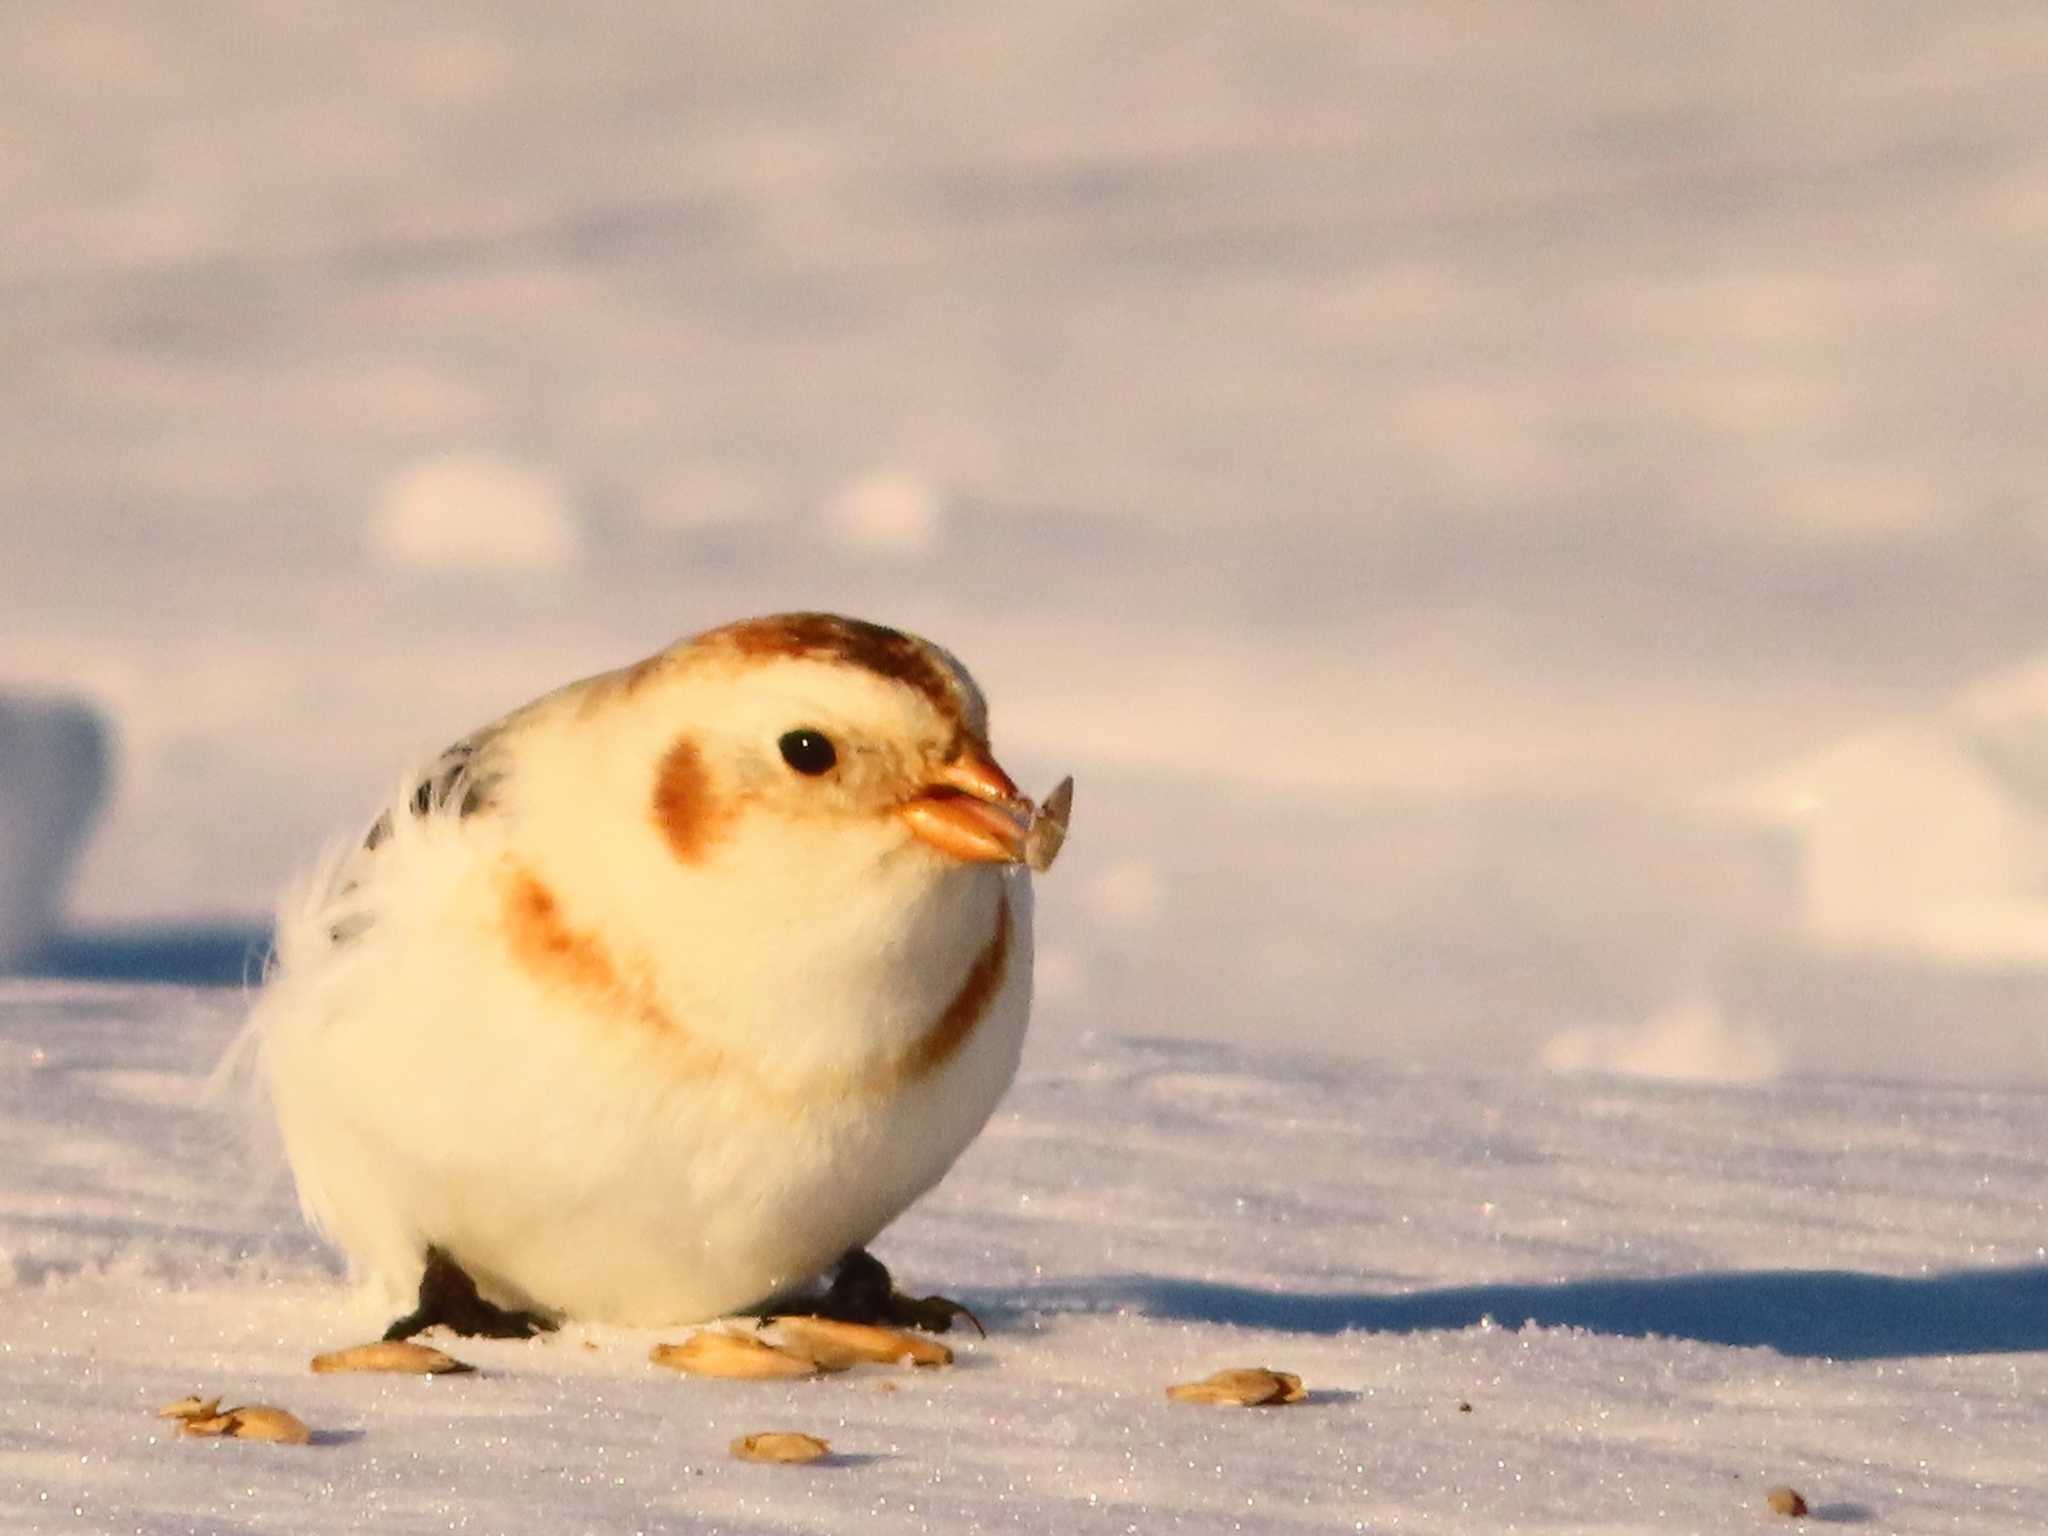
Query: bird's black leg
808,1247,985,1336
383,1247,557,1341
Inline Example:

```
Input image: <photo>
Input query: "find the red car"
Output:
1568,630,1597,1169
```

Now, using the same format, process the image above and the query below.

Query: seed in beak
1025,776,1073,872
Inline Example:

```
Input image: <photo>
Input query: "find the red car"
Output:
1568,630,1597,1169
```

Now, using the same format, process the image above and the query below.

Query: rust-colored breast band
894,890,1011,1084
502,864,1008,1108
502,867,623,1002
499,864,728,1076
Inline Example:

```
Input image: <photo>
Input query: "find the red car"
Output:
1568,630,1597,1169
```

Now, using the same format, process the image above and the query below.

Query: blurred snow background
5,3,2048,1082
0,698,108,968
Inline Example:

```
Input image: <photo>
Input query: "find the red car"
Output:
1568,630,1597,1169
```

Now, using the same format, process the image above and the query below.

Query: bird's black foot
806,1247,985,1337
383,1247,557,1341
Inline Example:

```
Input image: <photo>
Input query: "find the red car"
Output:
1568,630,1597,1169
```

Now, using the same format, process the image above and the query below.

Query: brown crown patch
700,613,976,733
651,736,729,864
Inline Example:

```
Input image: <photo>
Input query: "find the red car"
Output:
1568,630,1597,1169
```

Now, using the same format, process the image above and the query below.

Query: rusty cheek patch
652,736,728,864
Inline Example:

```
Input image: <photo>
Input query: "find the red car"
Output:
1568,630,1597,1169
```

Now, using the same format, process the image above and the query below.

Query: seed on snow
219,1406,313,1445
731,1432,831,1464
1765,1486,1810,1518
311,1340,472,1375
1165,1368,1306,1406
768,1315,952,1369
175,1405,313,1445
156,1396,221,1422
650,1331,830,1379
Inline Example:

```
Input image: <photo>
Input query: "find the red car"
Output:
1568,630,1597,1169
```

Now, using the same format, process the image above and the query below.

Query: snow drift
1732,651,2048,967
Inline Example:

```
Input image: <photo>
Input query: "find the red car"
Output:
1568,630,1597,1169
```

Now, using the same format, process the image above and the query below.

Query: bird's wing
302,659,633,959
310,725,513,952
360,729,509,854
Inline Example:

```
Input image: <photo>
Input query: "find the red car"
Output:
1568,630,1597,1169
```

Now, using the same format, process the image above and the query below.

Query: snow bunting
245,613,1071,1337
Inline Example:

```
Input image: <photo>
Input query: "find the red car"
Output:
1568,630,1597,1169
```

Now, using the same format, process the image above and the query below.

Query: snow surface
4,984,2047,1534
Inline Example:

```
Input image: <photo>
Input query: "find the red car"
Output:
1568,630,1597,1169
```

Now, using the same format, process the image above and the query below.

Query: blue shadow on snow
1027,1265,2048,1360
18,924,274,988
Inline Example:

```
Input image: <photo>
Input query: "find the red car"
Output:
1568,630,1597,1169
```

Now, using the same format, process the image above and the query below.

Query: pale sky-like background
6,3,2048,1082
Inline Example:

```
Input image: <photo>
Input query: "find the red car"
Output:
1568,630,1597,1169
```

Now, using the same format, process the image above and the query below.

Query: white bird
244,613,1071,1338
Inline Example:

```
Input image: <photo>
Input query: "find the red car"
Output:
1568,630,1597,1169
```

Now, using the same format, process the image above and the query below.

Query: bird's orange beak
897,747,1032,864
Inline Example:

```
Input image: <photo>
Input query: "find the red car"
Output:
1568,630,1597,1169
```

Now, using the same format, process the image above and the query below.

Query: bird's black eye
778,728,838,776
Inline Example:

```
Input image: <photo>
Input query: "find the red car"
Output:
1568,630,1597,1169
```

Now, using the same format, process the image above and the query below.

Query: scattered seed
172,1405,312,1445
156,1396,221,1422
219,1406,313,1445
650,1331,829,1379
768,1315,953,1369
733,1433,827,1466
311,1340,472,1375
1165,1368,1305,1406
731,1432,830,1464
1765,1486,1809,1518
1456,1400,1473,1414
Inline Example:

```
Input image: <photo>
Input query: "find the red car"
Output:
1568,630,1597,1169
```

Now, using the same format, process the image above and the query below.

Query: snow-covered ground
5,985,2046,1534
